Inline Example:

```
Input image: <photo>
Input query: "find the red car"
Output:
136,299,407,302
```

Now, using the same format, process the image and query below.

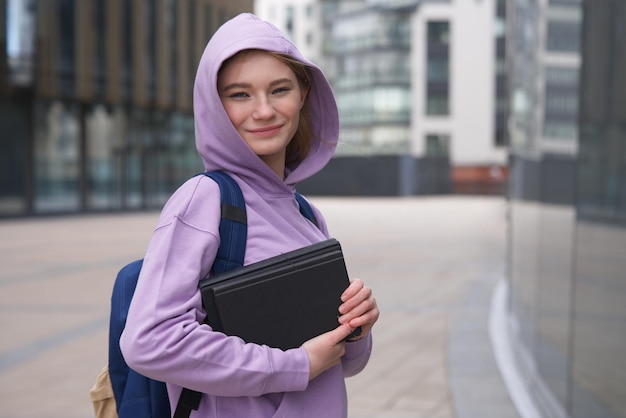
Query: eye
272,86,291,95
229,91,249,99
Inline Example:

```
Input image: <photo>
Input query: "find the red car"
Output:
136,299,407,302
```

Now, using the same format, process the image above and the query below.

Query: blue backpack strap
295,192,318,228
110,172,316,418
202,171,247,274
173,171,248,418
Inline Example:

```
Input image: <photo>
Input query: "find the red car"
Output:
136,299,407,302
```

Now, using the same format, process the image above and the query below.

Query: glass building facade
333,4,413,155
507,0,626,416
0,0,252,216
302,0,451,196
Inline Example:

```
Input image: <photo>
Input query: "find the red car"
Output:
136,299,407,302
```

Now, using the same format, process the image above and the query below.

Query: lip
247,124,283,137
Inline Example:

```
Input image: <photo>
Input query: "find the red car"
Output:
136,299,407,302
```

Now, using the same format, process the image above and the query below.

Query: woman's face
218,50,307,175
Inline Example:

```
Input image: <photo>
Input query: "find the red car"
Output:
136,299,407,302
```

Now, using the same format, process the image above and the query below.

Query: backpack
92,171,318,418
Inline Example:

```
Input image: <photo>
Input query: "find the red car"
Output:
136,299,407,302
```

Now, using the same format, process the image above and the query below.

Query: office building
2,0,506,214
258,0,508,195
0,0,253,216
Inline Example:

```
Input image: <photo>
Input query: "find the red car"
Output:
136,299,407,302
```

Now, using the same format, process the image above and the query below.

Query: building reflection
507,0,626,417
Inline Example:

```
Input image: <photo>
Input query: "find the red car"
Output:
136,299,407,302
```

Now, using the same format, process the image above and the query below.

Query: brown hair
267,52,314,166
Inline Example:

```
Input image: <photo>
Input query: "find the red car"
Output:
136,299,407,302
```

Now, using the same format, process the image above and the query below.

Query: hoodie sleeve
342,334,373,377
119,176,310,396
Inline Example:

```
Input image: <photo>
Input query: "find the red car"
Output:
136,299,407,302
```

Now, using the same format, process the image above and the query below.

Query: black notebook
199,238,355,350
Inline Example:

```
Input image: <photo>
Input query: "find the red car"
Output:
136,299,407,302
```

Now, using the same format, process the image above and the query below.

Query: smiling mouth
248,125,283,137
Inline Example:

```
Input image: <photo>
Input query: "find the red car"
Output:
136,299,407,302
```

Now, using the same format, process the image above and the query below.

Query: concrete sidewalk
0,196,520,418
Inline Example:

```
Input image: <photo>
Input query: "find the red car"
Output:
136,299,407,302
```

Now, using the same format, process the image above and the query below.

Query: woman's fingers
340,278,363,302
339,280,371,315
337,278,380,341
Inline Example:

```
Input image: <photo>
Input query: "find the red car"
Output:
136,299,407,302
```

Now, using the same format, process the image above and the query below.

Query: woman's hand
302,324,355,380
338,279,379,341
302,279,378,381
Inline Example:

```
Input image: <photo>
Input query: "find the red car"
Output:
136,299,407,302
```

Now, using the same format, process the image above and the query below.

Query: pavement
0,196,522,418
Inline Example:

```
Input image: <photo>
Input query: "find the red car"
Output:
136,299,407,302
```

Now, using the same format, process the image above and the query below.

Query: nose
252,98,276,119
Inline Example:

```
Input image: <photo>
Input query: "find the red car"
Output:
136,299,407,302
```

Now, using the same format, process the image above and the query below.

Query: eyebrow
220,78,296,93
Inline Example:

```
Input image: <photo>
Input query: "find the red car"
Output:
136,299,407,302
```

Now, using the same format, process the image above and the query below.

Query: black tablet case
199,239,350,350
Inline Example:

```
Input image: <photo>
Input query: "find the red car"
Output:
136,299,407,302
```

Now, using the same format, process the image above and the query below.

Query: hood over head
193,13,339,190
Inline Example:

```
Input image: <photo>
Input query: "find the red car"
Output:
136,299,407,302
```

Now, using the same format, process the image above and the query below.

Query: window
545,67,578,84
34,101,81,211
426,21,450,116
6,0,36,86
428,20,450,44
285,6,294,36
546,19,581,52
425,134,450,157
543,66,579,140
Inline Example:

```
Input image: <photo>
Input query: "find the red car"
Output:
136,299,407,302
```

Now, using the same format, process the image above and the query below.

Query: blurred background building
0,0,252,216
257,0,509,196
1,0,509,217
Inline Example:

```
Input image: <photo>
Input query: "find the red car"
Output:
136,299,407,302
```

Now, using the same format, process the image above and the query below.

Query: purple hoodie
120,13,372,418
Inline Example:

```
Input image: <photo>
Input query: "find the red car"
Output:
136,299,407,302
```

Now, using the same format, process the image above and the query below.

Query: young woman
120,13,379,417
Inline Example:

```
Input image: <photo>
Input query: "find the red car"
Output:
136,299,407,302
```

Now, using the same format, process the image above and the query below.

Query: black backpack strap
173,171,248,418
173,388,202,418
